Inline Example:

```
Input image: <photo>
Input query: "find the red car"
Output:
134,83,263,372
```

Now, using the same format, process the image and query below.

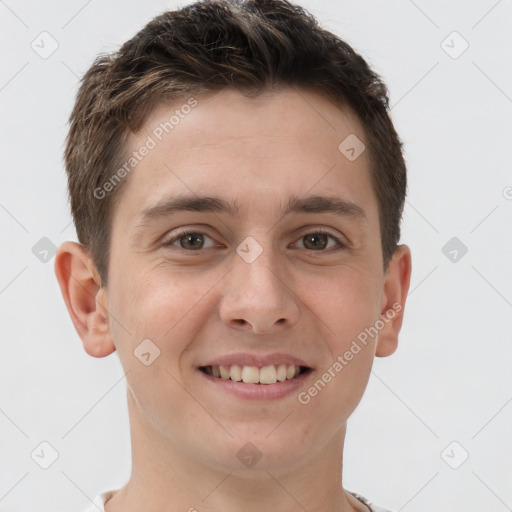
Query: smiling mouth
199,364,311,385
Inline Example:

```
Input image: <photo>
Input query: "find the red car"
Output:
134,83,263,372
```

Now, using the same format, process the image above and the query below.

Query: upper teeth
205,364,301,384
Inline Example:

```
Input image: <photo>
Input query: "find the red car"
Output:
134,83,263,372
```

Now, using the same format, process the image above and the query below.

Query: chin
207,431,308,474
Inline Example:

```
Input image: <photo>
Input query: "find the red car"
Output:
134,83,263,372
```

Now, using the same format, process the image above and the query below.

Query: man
55,1,412,510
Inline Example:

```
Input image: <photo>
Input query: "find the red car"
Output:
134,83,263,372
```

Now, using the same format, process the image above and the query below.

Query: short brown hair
64,0,407,286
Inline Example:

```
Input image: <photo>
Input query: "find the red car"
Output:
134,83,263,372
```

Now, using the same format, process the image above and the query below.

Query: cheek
114,267,220,355
303,351,374,434
106,271,183,367
119,265,189,321
107,271,208,421
300,266,382,342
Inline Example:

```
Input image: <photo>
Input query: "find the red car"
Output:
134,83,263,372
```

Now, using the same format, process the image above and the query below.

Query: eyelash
163,228,347,253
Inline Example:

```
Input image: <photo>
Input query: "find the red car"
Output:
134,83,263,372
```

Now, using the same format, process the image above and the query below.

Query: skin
55,86,411,512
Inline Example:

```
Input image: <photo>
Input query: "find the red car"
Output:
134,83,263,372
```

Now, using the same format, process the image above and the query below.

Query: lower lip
197,368,313,400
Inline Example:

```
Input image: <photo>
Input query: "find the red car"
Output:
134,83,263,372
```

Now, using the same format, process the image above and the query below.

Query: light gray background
1,0,511,510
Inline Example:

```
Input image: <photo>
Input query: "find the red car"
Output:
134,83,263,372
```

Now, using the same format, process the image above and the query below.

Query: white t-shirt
85,489,393,512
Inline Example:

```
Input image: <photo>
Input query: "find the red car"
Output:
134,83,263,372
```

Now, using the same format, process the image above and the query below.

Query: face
100,87,393,473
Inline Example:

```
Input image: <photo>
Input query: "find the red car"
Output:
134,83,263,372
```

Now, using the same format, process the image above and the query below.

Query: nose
219,247,300,334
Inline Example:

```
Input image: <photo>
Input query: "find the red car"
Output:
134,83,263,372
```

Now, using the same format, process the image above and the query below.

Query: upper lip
199,352,313,369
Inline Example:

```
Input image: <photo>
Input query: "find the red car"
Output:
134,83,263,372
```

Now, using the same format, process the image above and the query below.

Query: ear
54,241,116,358
375,244,412,357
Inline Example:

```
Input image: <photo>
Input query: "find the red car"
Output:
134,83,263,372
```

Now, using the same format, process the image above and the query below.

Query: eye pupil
180,233,203,250
304,233,328,250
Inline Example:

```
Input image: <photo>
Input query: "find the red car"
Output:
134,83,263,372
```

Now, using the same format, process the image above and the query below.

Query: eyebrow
135,193,367,227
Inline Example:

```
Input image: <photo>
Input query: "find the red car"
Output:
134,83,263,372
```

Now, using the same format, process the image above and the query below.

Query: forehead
142,87,366,161
112,87,377,228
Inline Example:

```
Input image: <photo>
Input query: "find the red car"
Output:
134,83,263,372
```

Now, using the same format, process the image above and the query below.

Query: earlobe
375,244,412,357
54,241,116,358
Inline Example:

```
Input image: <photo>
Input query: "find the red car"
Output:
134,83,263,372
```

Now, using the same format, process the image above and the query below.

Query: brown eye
296,231,344,251
165,231,216,251
179,233,204,250
304,233,328,250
